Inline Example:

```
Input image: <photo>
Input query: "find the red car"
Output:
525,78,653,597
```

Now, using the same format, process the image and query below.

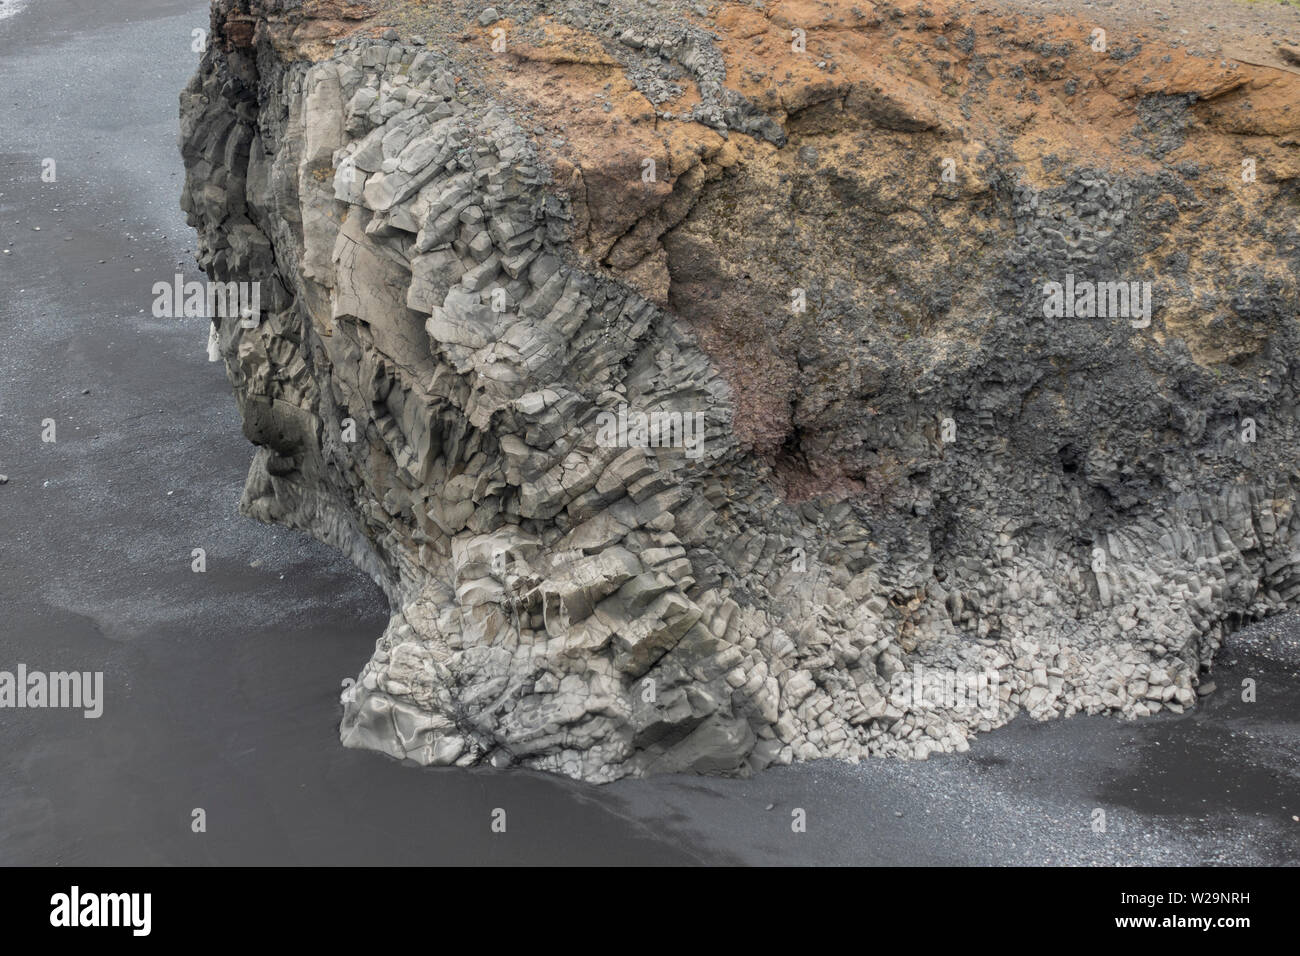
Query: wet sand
0,0,1295,866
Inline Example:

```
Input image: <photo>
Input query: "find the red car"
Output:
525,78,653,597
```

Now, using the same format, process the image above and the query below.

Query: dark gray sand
0,0,1296,866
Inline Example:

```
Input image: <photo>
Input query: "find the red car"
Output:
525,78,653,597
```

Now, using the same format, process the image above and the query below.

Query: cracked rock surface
181,0,1300,781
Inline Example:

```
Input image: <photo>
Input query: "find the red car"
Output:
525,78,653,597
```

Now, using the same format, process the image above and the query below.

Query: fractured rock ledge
181,0,1300,781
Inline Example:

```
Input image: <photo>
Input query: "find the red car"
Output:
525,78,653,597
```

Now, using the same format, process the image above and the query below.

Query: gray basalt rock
181,0,1300,781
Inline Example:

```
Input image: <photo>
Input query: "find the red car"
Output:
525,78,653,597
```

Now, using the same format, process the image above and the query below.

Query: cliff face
181,0,1300,781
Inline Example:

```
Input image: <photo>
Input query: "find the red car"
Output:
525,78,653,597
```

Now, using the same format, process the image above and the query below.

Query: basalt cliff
181,0,1300,781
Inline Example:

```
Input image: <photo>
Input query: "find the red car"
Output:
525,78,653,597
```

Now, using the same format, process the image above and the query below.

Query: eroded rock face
181,0,1300,781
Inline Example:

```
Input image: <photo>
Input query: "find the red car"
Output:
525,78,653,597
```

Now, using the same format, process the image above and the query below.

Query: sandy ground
0,0,1296,866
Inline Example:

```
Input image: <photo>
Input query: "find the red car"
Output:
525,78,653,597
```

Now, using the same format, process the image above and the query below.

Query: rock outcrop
181,0,1300,781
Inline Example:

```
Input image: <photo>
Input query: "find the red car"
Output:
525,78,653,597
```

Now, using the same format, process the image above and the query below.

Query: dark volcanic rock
180,0,1300,781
